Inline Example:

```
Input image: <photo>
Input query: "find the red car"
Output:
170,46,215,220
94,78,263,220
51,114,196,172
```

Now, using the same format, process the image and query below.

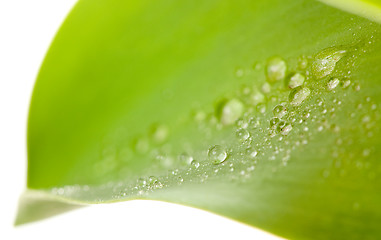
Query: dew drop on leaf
327,78,340,91
266,56,287,83
273,104,288,119
311,47,346,79
287,72,305,89
218,98,245,126
289,86,311,106
190,160,200,169
208,145,227,165
236,128,250,142
270,117,280,128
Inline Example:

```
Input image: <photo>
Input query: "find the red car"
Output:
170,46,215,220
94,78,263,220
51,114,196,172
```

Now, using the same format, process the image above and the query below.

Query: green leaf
18,0,381,239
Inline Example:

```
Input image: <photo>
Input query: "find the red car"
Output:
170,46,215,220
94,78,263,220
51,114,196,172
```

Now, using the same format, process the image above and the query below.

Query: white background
0,1,282,239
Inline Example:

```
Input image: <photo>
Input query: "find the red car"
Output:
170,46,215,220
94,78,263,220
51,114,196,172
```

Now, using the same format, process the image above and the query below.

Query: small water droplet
191,160,200,169
261,82,271,93
289,87,311,106
353,83,361,91
256,103,267,114
273,104,288,119
270,117,280,128
149,176,158,185
327,78,340,91
316,97,324,106
279,123,293,135
138,177,147,187
151,124,169,144
235,67,244,78
266,57,287,83
236,128,250,142
248,90,265,106
312,47,346,79
297,55,309,69
247,149,258,158
287,73,305,89
179,153,194,165
218,98,245,126
322,169,330,178
236,118,248,129
134,137,150,154
208,145,227,165
302,111,311,120
341,79,351,88
362,115,371,123
362,149,370,157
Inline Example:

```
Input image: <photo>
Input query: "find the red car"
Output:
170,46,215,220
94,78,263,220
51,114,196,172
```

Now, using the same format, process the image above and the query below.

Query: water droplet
341,79,351,88
261,82,271,93
151,124,169,144
312,47,346,79
247,148,258,159
270,117,280,128
289,87,311,106
194,110,206,122
327,78,340,91
266,57,287,83
302,111,311,120
138,177,147,187
235,67,244,78
240,85,251,96
149,176,158,185
316,97,324,106
248,117,260,129
218,98,245,126
191,160,200,169
236,118,248,129
322,169,330,178
279,123,293,135
179,153,194,165
297,55,309,69
362,115,371,123
256,103,266,114
236,128,250,142
363,149,370,157
353,83,361,91
134,137,149,154
287,73,305,89
178,177,184,183
273,104,288,119
208,145,227,164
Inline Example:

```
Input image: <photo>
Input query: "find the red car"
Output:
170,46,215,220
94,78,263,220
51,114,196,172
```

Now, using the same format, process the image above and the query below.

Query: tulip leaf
17,0,381,239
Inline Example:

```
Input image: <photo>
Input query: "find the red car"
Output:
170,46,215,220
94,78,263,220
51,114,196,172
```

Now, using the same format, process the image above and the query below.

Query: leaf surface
18,0,381,239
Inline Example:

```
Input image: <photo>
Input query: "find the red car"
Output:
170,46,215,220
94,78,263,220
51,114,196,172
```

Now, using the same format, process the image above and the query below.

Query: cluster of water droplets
48,28,380,201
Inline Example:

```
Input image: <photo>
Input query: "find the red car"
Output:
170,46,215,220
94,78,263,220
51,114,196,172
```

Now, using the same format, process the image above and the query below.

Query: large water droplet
312,47,346,79
289,87,311,106
266,57,287,83
208,145,227,165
